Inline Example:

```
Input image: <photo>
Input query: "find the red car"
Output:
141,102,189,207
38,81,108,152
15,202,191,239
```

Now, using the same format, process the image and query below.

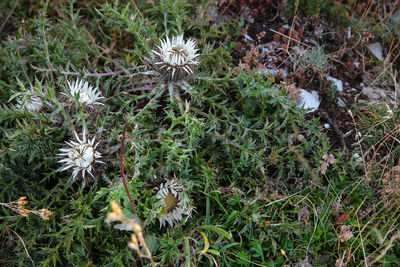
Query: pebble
324,123,331,129
244,34,254,42
368,42,384,61
297,89,320,113
353,153,362,162
338,98,346,108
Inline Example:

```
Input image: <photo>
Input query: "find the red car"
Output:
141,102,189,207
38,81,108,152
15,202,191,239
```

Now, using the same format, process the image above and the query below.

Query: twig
85,69,135,76
219,1,233,17
173,88,185,115
120,118,137,213
370,231,400,265
30,65,136,76
7,228,36,267
172,88,208,117
188,104,208,117
269,29,311,48
129,0,144,20
127,84,157,92
0,0,19,34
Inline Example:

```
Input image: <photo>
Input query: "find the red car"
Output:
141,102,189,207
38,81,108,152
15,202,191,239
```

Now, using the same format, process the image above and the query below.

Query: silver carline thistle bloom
18,90,43,112
152,34,200,80
155,180,186,227
58,129,104,181
67,79,104,106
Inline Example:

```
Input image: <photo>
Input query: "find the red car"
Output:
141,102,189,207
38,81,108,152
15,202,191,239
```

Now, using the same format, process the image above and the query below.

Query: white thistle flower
58,129,103,181
18,90,43,112
155,180,188,227
152,34,200,80
67,79,104,106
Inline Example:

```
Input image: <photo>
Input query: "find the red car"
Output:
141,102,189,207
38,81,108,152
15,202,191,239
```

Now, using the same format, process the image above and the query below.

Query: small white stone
327,76,343,92
360,82,365,87
244,34,254,42
338,98,346,107
353,153,362,162
368,42,384,61
324,123,331,129
297,89,320,113
351,88,357,92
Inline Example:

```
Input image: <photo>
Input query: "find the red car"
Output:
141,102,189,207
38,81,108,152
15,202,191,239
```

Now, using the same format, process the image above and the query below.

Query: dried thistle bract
66,79,105,106
154,178,194,227
58,129,104,183
152,34,200,82
17,90,44,112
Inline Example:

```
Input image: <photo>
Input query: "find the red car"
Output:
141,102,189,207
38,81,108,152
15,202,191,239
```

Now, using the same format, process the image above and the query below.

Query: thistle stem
173,88,184,115
120,120,136,213
129,84,157,92
85,68,134,76
30,65,136,76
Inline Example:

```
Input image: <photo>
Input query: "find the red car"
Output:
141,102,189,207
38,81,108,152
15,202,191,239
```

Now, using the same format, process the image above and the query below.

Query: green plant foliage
0,0,398,266
284,0,348,23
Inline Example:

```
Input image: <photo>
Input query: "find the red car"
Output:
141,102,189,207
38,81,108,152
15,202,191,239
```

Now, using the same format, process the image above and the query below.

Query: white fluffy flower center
70,144,94,168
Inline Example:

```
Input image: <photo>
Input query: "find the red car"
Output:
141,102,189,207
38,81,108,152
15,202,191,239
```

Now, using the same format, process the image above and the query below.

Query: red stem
120,122,136,213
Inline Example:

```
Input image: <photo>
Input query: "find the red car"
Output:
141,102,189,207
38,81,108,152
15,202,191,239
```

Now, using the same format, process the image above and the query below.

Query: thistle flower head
67,79,104,106
152,34,200,81
155,179,189,227
18,90,43,112
58,129,103,181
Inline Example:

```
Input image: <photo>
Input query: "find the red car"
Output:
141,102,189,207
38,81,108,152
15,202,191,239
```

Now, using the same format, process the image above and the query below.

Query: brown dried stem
120,119,137,214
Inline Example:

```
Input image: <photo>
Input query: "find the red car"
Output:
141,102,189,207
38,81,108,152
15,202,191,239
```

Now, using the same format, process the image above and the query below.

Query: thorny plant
0,0,399,266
